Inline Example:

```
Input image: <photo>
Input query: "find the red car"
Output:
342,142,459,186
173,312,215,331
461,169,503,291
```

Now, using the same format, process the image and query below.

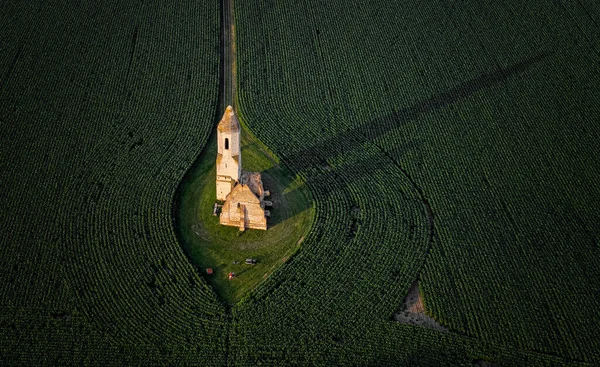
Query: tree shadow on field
264,51,552,223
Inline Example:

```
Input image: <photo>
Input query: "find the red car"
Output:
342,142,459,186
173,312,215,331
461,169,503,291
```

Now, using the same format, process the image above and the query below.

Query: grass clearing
176,124,314,305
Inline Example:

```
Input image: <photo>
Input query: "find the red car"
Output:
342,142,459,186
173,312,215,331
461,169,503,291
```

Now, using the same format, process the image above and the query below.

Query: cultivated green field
0,0,227,364
1,0,599,365
232,0,600,364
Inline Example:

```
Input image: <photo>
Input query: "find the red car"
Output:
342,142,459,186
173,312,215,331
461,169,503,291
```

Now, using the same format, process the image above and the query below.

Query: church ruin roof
217,105,240,133
225,184,260,205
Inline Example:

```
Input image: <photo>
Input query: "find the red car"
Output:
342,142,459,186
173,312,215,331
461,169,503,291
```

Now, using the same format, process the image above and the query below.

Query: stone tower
216,105,242,200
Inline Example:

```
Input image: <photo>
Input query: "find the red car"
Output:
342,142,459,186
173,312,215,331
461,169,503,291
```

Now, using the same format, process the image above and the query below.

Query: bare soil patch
394,280,447,332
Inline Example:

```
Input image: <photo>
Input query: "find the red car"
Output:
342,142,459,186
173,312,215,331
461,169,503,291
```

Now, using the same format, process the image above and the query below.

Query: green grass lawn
176,120,314,305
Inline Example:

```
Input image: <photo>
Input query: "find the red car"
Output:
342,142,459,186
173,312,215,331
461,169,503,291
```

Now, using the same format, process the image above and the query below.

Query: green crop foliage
1,0,599,365
0,0,227,364
230,0,600,364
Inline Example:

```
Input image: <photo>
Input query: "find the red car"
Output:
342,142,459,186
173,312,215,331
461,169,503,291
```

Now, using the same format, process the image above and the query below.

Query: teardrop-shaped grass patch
175,117,314,305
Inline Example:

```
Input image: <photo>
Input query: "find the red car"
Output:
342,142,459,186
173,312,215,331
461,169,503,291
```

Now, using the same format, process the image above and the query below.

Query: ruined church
216,106,271,230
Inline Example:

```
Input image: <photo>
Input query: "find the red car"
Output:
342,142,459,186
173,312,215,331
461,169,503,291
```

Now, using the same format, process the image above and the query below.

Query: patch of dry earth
394,280,447,332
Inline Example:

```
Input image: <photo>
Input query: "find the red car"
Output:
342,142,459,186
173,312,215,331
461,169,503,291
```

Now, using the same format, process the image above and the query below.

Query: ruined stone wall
219,185,267,230
243,201,267,230
216,177,235,201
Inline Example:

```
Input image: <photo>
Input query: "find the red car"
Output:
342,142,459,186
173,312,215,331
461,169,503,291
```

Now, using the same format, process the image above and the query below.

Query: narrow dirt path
221,0,236,110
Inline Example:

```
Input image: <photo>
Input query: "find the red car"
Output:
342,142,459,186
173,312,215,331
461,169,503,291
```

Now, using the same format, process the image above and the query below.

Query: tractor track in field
1,43,23,89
